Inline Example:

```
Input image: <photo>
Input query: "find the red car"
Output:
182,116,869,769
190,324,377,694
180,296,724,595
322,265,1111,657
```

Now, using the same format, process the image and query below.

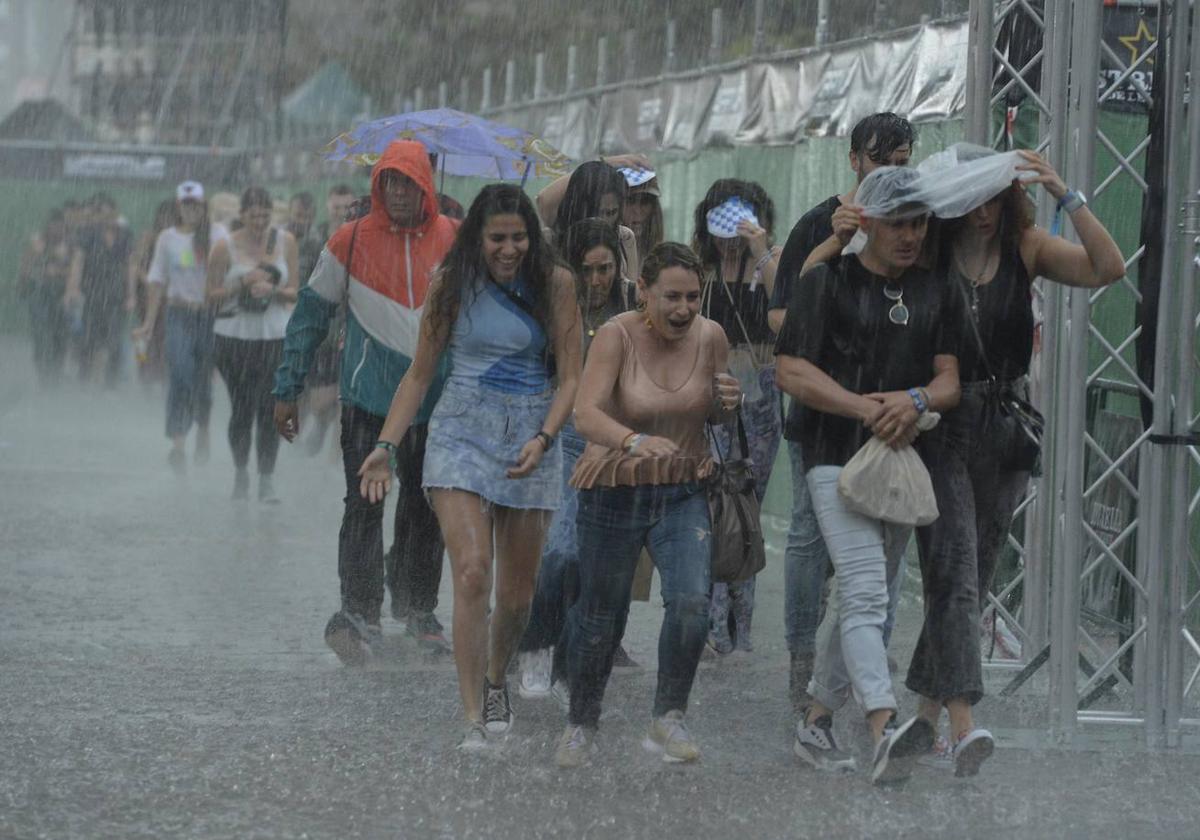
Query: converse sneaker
872,716,935,785
917,733,955,772
457,721,488,752
482,679,514,734
554,724,597,768
323,610,375,666
643,710,700,763
407,611,450,654
953,728,995,777
793,715,857,772
518,649,553,698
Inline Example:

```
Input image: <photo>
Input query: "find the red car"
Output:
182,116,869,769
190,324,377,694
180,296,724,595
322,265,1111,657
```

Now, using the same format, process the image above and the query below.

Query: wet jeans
567,482,711,728
906,382,1029,704
519,423,587,655
784,442,906,655
339,404,443,625
164,307,214,439
806,466,910,715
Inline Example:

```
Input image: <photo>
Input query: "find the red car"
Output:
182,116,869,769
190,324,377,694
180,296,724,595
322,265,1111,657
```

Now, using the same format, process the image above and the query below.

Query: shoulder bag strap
953,270,998,386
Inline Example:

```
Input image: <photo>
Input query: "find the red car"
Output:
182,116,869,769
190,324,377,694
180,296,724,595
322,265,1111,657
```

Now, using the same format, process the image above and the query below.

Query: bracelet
918,387,931,412
907,387,928,414
374,439,398,470
535,431,554,451
1058,190,1087,214
624,433,646,454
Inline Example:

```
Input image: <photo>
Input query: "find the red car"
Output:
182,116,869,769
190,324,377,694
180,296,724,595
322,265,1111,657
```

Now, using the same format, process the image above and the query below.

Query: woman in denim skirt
359,184,582,751
553,242,743,768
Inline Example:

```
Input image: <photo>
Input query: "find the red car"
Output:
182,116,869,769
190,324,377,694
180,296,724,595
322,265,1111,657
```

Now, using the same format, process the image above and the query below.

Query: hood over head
369,140,440,233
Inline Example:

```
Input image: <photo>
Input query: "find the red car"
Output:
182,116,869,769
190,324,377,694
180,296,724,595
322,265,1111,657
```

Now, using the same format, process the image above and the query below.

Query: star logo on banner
1118,18,1156,66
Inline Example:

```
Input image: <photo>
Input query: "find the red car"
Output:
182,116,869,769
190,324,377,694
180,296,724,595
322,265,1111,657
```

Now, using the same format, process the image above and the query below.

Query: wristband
907,387,928,414
624,433,647,454
1058,190,1087,214
535,431,554,451
374,439,398,470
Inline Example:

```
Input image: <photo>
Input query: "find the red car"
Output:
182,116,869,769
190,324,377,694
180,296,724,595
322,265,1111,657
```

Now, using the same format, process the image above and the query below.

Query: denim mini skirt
423,379,562,511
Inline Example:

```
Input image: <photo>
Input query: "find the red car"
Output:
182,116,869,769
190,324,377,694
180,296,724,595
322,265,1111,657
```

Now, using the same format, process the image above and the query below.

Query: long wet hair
178,194,212,266
628,184,665,260
240,186,273,214
690,178,776,274
553,161,627,242
939,181,1034,258
563,217,626,313
426,183,559,340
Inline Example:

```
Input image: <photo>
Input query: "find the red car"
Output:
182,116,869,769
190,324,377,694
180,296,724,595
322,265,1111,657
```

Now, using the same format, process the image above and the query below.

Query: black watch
535,431,555,451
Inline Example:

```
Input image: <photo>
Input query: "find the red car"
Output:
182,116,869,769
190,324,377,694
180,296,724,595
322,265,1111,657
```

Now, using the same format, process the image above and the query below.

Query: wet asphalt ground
2,348,1199,840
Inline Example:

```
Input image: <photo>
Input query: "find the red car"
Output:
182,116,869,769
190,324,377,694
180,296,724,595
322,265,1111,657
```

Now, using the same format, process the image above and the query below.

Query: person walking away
691,179,783,659
273,142,458,660
357,183,581,750
516,219,631,700
18,209,81,387
206,187,299,502
555,242,742,768
76,193,133,388
775,167,960,784
133,181,227,473
767,111,916,714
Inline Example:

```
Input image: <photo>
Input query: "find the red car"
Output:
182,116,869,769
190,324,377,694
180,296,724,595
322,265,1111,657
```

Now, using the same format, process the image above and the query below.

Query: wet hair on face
641,241,704,287
850,112,916,163
554,161,628,238
240,186,273,213
691,178,775,270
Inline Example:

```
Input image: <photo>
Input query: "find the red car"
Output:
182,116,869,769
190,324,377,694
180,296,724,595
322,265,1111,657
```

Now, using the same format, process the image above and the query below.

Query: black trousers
213,336,283,474
338,404,444,625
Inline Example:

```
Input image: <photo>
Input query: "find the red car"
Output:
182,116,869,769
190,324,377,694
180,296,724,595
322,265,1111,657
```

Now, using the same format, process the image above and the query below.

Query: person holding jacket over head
272,141,459,662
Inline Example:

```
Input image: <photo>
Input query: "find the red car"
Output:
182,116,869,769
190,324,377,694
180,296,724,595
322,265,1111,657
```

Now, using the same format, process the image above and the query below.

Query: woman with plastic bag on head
774,166,962,785
894,144,1124,774
691,179,783,660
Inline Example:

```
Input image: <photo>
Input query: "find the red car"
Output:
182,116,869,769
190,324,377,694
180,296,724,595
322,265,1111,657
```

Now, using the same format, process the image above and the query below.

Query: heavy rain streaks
3,1,1200,839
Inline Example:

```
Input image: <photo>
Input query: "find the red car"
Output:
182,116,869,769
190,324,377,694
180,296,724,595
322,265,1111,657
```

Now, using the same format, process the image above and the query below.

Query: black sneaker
482,678,514,734
407,611,450,654
872,716,935,785
323,610,374,666
793,715,857,772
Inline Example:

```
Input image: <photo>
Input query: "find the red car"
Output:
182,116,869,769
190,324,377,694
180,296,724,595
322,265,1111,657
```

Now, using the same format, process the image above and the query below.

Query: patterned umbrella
322,107,572,181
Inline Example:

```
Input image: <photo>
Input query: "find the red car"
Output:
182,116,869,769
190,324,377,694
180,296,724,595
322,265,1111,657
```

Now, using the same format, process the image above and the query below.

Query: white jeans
806,466,911,715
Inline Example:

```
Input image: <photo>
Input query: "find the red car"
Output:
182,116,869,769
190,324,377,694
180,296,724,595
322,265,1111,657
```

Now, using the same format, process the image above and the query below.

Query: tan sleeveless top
570,314,720,488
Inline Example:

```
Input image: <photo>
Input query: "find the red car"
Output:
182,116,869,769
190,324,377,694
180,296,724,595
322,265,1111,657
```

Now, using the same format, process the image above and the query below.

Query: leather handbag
957,278,1045,473
705,412,767,584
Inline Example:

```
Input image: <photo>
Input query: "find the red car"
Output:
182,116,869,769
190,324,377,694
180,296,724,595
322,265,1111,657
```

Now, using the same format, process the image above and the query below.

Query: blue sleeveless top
447,274,550,395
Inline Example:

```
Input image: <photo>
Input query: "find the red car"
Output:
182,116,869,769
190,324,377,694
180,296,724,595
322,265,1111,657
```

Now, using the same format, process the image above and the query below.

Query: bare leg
487,506,548,685
431,489,495,723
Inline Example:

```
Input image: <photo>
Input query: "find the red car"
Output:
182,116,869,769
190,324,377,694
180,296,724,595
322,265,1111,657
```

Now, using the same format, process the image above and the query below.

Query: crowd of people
16,111,1126,782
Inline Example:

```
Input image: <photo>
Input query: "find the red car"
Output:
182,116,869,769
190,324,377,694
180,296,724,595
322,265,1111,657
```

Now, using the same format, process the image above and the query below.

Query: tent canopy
281,62,370,128
0,99,94,143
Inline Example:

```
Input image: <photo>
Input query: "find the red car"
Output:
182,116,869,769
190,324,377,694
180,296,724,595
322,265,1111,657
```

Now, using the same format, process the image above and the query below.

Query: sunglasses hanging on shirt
883,282,909,325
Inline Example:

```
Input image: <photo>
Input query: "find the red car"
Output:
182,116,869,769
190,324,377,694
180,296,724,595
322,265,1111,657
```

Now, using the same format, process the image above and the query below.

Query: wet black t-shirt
944,246,1034,383
774,255,966,469
769,195,841,311
78,224,133,314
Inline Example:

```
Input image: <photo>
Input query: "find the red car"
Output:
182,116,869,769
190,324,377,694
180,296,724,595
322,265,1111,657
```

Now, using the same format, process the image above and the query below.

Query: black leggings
213,336,283,474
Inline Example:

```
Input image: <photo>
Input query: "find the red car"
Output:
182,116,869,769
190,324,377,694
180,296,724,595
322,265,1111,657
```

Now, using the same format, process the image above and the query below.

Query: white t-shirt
213,227,292,341
146,224,229,305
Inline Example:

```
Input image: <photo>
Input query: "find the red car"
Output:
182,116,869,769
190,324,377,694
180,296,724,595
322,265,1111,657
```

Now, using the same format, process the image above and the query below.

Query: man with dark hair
768,111,915,718
75,192,133,387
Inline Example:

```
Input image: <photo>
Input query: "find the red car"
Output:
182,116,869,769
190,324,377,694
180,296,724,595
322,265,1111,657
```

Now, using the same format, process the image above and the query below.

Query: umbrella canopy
321,107,572,180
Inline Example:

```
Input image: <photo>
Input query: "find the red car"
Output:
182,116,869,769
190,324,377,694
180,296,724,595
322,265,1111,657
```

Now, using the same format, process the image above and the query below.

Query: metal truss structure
965,0,1200,749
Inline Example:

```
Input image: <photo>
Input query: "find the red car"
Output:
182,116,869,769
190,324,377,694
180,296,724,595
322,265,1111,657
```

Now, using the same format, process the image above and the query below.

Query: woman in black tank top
907,149,1125,776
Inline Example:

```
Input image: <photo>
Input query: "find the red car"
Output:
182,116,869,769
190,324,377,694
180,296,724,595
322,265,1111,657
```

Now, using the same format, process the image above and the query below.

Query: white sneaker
953,728,995,777
518,648,553,698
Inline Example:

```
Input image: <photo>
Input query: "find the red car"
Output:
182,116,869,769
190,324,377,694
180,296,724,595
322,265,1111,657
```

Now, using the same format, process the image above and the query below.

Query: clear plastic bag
837,436,939,527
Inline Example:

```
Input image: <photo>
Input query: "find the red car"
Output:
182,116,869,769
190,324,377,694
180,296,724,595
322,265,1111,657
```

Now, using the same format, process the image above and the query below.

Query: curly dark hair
553,161,627,242
850,112,916,163
563,217,626,312
426,183,560,340
640,241,704,287
690,178,776,273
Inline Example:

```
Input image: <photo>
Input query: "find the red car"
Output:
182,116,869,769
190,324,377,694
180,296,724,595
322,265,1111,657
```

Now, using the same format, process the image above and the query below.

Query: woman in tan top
553,242,742,769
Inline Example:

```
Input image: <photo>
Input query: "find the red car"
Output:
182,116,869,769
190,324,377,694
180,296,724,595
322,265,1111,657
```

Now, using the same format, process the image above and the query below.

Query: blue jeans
566,482,711,728
520,423,587,654
784,442,907,655
806,466,910,715
164,307,214,439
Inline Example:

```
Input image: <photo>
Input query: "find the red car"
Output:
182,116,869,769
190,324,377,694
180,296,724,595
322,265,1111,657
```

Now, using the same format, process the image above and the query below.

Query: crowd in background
13,115,1126,782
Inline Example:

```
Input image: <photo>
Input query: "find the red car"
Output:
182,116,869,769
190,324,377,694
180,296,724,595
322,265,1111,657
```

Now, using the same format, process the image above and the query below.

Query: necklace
955,245,998,321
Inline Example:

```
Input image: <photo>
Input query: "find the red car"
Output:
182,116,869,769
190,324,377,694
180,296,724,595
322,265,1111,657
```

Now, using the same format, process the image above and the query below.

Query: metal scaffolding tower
966,0,1200,749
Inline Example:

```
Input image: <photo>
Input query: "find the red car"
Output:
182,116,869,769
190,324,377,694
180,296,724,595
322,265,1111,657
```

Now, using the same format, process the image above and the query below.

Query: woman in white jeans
774,167,963,784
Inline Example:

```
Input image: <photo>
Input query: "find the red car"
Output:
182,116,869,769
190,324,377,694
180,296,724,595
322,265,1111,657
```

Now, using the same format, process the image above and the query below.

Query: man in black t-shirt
775,168,962,783
770,112,916,717
76,194,133,388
